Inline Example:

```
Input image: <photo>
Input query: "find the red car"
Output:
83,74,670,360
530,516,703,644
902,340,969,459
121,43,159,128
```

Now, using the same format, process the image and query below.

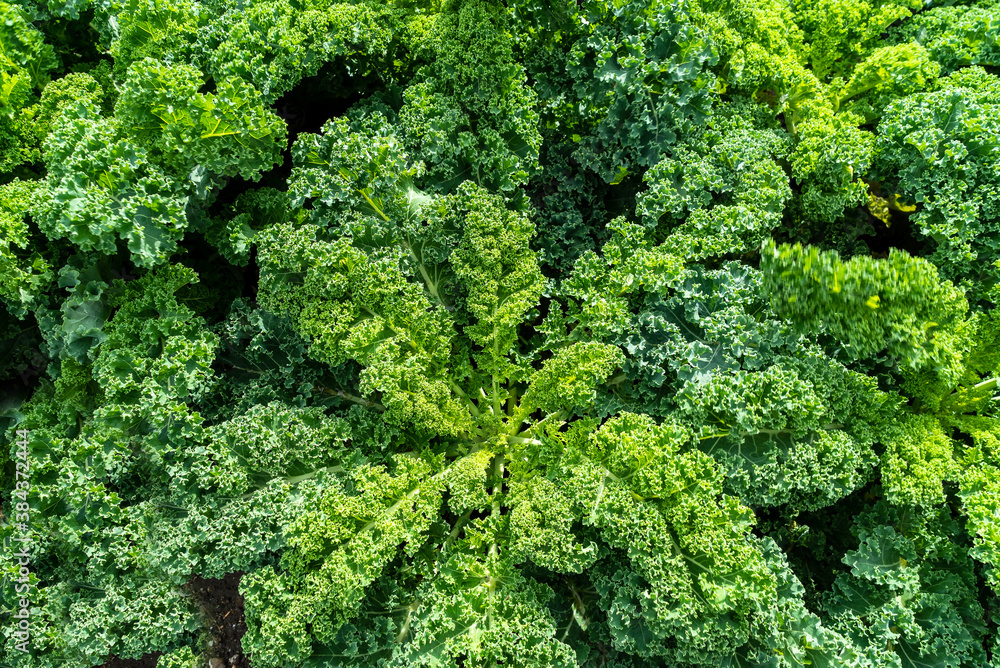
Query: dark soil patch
187,571,250,668
101,571,249,668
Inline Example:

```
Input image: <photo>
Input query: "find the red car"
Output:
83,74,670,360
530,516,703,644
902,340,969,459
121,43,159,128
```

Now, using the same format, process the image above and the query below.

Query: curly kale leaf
197,0,396,105
399,0,541,193
820,503,989,668
761,241,970,379
872,70,1000,298
34,103,190,268
115,57,286,181
637,98,792,258
889,1,1000,75
566,0,719,179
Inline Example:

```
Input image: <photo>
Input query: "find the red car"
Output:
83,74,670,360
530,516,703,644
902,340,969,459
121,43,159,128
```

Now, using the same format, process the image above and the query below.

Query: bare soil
101,571,249,668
